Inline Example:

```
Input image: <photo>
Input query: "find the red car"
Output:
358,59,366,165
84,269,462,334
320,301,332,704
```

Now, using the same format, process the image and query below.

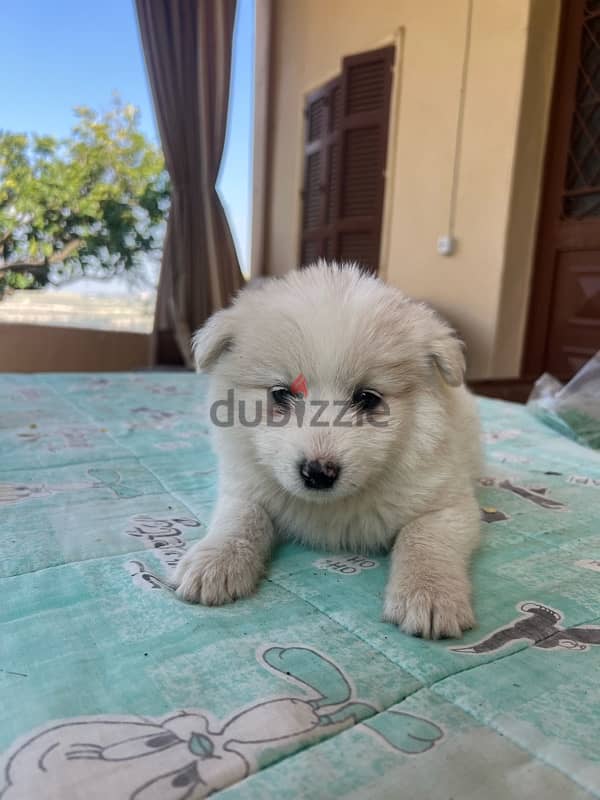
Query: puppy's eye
270,386,294,407
352,388,383,412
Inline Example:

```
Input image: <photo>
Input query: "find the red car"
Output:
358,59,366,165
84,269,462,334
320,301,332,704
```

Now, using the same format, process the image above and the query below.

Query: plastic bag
527,351,600,449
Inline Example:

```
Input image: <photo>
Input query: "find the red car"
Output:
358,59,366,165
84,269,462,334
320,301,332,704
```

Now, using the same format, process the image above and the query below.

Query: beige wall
258,0,560,378
0,324,151,372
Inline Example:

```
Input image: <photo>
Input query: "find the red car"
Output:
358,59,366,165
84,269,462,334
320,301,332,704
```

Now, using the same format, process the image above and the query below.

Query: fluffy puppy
175,263,481,639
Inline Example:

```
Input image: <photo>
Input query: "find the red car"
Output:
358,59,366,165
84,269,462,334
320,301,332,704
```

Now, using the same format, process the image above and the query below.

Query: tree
0,98,169,299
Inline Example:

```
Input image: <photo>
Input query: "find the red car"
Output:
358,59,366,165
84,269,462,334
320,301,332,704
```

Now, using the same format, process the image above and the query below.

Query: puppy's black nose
300,459,340,490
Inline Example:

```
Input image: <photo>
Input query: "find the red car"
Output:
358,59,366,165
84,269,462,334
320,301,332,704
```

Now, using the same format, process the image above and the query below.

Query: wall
0,325,151,372
258,0,560,378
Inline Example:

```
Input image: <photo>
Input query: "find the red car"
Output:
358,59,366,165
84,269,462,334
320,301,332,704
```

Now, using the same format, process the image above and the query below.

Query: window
218,0,255,277
299,46,395,273
0,1,164,337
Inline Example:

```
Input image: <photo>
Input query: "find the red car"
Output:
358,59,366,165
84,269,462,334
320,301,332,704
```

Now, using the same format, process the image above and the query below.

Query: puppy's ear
430,327,466,387
191,308,236,372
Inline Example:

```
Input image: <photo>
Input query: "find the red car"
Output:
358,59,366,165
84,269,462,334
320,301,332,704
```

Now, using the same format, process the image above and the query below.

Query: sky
0,0,254,286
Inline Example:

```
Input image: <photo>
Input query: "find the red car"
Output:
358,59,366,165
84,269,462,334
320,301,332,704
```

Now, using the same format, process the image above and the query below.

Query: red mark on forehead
290,373,308,398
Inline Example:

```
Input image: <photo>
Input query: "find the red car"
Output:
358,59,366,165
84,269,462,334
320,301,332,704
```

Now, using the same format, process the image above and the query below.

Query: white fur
175,263,481,639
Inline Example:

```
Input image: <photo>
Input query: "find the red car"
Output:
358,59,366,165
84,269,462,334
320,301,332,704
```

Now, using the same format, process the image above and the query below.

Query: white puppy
175,263,481,639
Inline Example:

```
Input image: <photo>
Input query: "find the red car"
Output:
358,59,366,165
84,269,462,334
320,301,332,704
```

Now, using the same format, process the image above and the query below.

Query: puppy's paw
174,540,264,606
383,584,474,640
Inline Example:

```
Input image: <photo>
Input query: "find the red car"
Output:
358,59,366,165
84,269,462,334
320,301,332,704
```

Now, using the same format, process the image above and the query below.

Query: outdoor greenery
0,98,169,299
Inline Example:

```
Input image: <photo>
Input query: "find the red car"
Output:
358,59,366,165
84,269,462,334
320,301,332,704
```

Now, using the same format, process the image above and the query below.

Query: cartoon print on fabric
479,478,567,511
15,426,96,452
9,387,44,401
452,602,600,654
0,646,443,799
129,378,193,397
482,429,523,444
575,559,600,573
567,475,600,488
128,407,180,432
313,555,380,575
87,469,142,498
0,469,141,507
124,516,202,590
480,507,510,524
488,452,530,465
126,561,175,592
0,484,53,505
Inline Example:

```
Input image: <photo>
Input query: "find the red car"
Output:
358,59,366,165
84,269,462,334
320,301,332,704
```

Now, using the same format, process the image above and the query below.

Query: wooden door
524,0,600,378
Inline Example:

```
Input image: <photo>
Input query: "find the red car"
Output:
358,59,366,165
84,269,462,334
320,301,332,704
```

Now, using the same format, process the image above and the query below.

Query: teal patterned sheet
1,372,600,799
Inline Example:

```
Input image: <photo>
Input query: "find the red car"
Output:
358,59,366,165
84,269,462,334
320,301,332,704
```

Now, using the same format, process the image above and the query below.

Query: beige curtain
136,0,245,366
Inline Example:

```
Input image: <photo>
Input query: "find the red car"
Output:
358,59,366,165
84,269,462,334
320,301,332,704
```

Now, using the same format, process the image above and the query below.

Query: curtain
136,0,245,366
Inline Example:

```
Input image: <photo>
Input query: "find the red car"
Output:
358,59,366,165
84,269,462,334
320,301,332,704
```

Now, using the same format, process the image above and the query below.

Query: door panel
546,250,600,374
524,0,600,378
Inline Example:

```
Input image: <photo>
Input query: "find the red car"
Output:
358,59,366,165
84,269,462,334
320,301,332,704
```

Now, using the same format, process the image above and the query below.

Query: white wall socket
437,235,456,256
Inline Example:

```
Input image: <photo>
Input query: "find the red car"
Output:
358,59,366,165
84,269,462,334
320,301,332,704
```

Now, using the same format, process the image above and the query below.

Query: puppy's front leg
174,499,274,605
383,497,480,639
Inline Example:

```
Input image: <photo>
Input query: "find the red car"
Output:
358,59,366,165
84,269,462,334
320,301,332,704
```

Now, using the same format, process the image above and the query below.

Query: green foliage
0,97,169,298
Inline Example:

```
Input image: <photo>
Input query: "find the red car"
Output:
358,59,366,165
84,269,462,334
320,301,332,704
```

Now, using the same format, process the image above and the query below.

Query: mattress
1,372,600,799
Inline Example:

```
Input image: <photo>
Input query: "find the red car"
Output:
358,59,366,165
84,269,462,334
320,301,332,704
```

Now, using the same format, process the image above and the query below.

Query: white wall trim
378,27,404,281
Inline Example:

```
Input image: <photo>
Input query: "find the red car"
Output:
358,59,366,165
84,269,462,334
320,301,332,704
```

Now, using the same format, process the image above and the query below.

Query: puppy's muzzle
299,459,340,491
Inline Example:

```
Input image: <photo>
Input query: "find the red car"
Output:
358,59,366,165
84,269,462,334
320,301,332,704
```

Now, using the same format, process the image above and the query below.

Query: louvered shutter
335,46,394,272
300,77,341,266
299,46,394,273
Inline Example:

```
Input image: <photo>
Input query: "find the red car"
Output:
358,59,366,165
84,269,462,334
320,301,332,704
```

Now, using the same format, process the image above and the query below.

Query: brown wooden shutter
299,45,394,273
300,77,341,266
335,46,394,272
